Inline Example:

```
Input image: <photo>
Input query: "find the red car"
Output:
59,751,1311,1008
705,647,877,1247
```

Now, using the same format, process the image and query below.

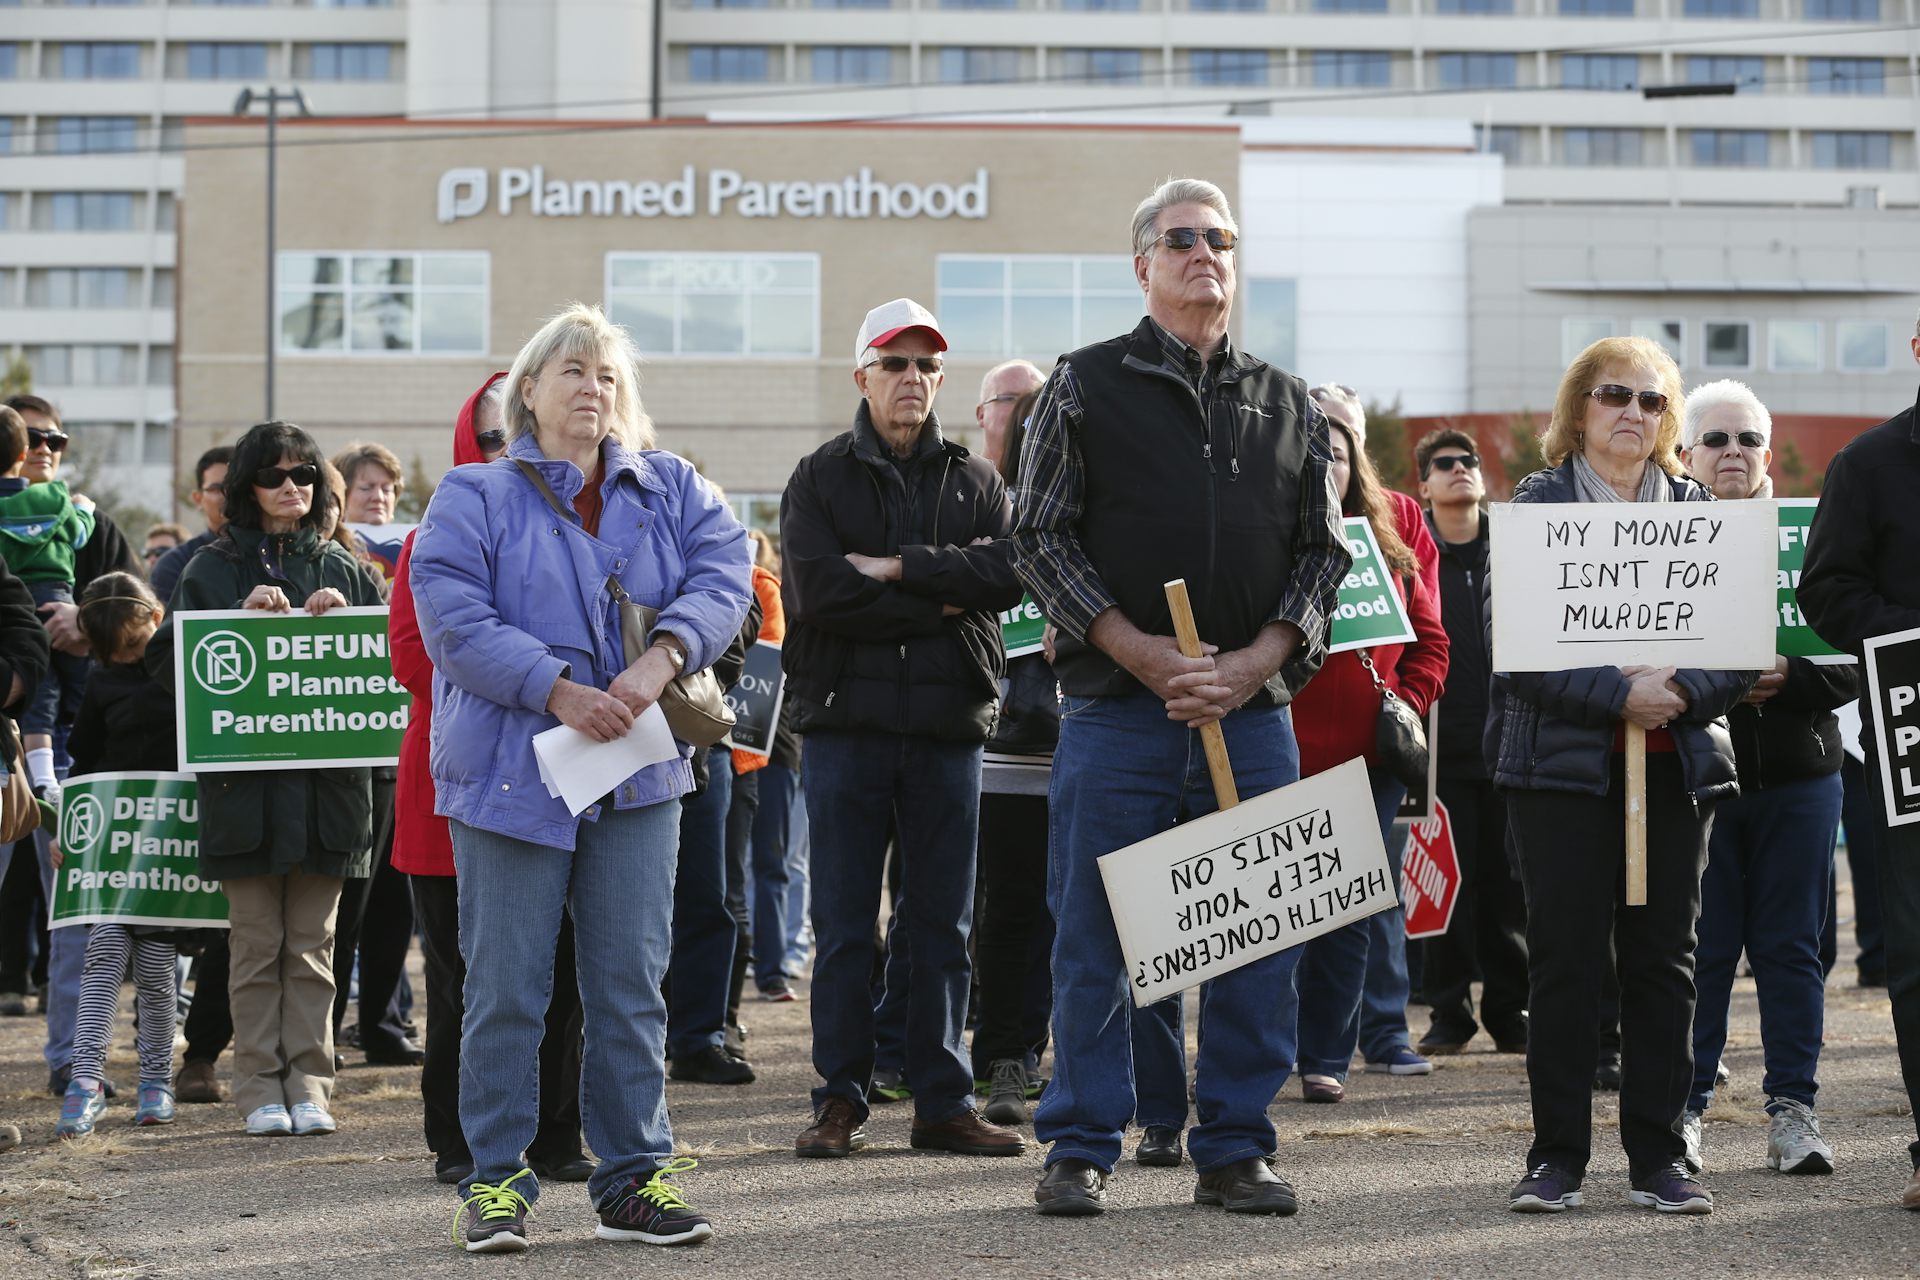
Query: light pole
233,86,311,420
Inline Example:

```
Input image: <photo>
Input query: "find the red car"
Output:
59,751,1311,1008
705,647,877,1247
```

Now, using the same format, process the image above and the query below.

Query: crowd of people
0,174,1914,1254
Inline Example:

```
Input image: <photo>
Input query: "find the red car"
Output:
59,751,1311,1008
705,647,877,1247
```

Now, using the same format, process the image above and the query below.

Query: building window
1560,0,1633,10
24,346,141,387
688,0,773,5
606,253,819,359
152,269,175,308
1061,0,1140,8
60,43,141,80
1769,321,1821,372
0,46,17,80
0,194,11,232
1242,278,1297,369
308,44,392,81
1475,125,1523,165
1312,0,1389,10
278,253,489,355
1689,129,1768,167
1433,0,1514,11
1435,54,1518,90
1563,128,1642,165
147,345,173,387
687,46,773,82
1811,131,1892,169
1562,54,1639,90
186,43,269,80
938,48,1019,83
0,119,13,153
1563,317,1614,365
1701,321,1751,370
727,492,784,538
938,255,1140,361
1631,318,1685,368
38,192,136,231
1835,320,1889,372
938,0,1018,7
1055,49,1144,84
1685,56,1763,90
1807,58,1883,95
1805,0,1877,16
1683,0,1758,14
813,0,890,7
1190,50,1268,86
811,46,891,83
1313,51,1391,88
44,117,140,155
26,268,138,309
1191,0,1267,9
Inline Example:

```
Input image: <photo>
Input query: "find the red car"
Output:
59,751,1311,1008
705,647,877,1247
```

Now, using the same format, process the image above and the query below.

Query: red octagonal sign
1401,797,1461,941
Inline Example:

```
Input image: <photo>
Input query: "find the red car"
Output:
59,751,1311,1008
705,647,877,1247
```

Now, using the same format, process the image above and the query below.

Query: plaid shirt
1010,318,1347,672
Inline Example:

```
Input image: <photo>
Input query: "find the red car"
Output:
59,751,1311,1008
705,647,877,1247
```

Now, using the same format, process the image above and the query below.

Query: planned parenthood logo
192,630,256,696
60,793,105,857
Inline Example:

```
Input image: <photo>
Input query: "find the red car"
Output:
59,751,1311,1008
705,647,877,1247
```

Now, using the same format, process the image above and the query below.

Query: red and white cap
855,298,946,365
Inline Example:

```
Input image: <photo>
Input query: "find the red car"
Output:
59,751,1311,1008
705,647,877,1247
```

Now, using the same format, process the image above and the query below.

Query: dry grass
675,1134,789,1158
284,1152,410,1168
1301,1122,1432,1141
334,1080,419,1103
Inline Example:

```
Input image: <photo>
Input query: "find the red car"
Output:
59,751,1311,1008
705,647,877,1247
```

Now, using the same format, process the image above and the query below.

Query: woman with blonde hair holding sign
1491,336,1752,1216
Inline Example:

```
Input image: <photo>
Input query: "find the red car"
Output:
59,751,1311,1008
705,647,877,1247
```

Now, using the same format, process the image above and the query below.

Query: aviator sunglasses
865,355,944,375
1696,429,1766,450
1589,385,1670,415
1154,226,1238,254
26,427,70,454
254,463,319,489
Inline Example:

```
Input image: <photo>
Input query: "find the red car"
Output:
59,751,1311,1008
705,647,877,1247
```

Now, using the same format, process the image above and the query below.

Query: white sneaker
290,1102,337,1136
1680,1110,1705,1174
245,1104,292,1137
1766,1098,1833,1175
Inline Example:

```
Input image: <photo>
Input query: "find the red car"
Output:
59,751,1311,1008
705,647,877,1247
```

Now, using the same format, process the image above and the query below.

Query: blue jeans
35,829,85,1074
873,903,910,1074
1130,995,1188,1129
1839,754,1885,977
750,763,798,990
451,801,680,1208
22,581,87,737
1689,772,1842,1114
784,782,812,977
803,730,981,1123
1036,691,1303,1175
1294,768,1409,1080
667,757,733,1057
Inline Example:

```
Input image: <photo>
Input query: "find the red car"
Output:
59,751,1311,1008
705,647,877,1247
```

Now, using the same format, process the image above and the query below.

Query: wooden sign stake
1164,579,1239,812
1624,722,1647,906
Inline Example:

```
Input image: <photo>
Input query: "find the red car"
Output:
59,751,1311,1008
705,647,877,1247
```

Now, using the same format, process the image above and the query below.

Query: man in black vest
1010,178,1350,1218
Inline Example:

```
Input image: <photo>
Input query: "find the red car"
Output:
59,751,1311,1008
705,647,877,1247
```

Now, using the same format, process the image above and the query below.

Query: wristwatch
652,634,687,672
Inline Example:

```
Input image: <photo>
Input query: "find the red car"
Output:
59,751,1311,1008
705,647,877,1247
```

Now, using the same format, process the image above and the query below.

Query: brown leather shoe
796,1097,868,1158
174,1060,224,1104
910,1108,1026,1156
1902,1166,1920,1211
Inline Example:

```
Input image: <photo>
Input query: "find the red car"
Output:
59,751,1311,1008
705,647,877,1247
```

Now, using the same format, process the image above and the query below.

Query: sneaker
1766,1098,1833,1175
245,1104,293,1137
290,1102,337,1136
453,1168,535,1253
1301,1074,1344,1103
1680,1110,1704,1174
981,1059,1030,1127
0,990,27,1017
134,1082,176,1127
758,981,797,1003
594,1158,714,1246
1715,1060,1732,1087
869,1066,912,1103
1365,1046,1433,1076
56,1079,108,1139
1510,1164,1583,1212
1628,1163,1714,1214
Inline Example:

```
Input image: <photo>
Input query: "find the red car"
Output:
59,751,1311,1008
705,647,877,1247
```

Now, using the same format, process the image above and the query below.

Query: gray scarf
1570,451,1672,504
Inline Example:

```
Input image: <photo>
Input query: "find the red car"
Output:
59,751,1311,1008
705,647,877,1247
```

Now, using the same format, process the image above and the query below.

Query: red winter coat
1292,490,1449,778
390,372,504,877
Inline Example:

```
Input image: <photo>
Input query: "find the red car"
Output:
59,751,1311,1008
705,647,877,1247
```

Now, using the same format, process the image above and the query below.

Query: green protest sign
50,773,227,930
1328,517,1416,654
1777,499,1850,665
173,607,409,772
1000,594,1047,660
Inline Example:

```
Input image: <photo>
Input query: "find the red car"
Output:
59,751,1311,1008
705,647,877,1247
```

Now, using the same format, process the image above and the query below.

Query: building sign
438,165,991,223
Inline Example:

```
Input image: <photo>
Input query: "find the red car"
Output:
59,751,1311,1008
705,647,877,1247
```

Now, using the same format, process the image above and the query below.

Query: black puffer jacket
1726,658,1857,791
1485,461,1757,801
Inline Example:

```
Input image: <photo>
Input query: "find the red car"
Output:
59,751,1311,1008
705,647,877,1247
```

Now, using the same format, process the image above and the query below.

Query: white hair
978,359,1044,404
1682,379,1771,447
479,376,509,409
505,302,655,450
1131,177,1236,257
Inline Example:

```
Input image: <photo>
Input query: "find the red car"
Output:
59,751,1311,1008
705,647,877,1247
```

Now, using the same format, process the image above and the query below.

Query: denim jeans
1690,773,1841,1114
451,800,680,1208
1130,994,1188,1130
1036,691,1303,1175
872,904,911,1075
1294,768,1409,1080
803,730,982,1123
667,756,734,1058
749,763,799,990
784,782,813,977
34,830,84,1074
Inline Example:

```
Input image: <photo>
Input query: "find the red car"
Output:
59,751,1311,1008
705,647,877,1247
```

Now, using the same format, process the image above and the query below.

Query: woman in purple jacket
409,303,751,1254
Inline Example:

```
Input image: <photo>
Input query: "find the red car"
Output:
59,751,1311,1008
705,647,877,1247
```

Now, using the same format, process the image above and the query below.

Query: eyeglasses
1696,429,1766,450
1428,454,1481,474
26,428,70,454
865,355,943,376
143,546,168,560
1154,226,1238,254
979,392,1024,407
1589,385,1670,415
253,463,319,490
475,428,508,452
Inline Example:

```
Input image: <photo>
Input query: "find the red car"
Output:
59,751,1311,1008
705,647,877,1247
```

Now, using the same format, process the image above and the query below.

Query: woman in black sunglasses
1489,336,1755,1217
146,419,384,1141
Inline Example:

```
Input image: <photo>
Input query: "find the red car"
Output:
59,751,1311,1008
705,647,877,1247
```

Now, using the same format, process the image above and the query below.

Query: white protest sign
1098,756,1395,1006
1489,500,1775,672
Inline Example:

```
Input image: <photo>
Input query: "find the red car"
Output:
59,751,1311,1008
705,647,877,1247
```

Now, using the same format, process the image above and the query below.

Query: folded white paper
531,704,679,816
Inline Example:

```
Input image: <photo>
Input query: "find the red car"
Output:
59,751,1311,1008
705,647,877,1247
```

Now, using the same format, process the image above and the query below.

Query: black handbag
1358,648,1428,792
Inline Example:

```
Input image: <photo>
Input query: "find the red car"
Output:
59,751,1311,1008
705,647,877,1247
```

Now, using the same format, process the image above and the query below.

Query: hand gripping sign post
1864,626,1920,829
1489,500,1775,904
50,773,227,930
1098,581,1396,1006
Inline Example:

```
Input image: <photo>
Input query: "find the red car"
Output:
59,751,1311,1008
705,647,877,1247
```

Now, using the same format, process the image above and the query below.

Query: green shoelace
636,1157,701,1211
453,1167,535,1243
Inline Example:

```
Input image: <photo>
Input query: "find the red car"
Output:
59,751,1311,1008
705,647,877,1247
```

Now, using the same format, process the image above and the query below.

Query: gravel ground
0,926,1913,1277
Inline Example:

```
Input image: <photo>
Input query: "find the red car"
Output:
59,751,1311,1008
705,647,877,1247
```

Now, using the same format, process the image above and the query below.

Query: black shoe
1194,1156,1299,1215
1136,1125,1183,1167
1593,1053,1622,1092
668,1044,756,1085
1859,968,1887,989
722,1023,749,1059
528,1153,597,1183
1490,1025,1529,1055
1035,1158,1108,1216
363,1034,426,1066
435,1155,476,1185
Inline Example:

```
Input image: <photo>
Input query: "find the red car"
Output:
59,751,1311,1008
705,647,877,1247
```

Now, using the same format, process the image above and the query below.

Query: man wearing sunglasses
149,447,232,604
1011,177,1350,1219
1678,380,1854,1183
781,298,1026,1162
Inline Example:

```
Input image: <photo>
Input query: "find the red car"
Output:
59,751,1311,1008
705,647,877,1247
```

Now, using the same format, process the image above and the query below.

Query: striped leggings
71,925,178,1085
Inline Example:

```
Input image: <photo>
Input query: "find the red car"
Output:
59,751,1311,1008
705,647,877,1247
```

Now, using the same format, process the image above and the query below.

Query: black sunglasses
1428,454,1481,474
475,428,508,452
1697,429,1766,450
866,355,943,375
26,427,70,454
1156,226,1238,254
1589,385,1670,415
254,463,319,490
143,546,168,559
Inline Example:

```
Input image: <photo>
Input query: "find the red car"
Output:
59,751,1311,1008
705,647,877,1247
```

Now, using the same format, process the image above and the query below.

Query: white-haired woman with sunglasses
1489,335,1754,1217
148,419,384,1140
